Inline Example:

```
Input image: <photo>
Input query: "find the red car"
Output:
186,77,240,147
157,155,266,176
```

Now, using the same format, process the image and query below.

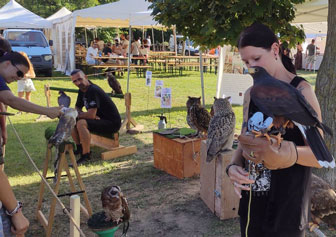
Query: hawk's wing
251,81,318,127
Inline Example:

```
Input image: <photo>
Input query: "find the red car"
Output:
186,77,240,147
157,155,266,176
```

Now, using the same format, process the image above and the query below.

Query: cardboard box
153,132,202,179
200,140,239,220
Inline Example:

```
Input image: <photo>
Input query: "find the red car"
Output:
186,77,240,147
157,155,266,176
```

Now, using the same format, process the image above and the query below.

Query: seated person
85,42,98,65
70,69,121,164
102,42,112,63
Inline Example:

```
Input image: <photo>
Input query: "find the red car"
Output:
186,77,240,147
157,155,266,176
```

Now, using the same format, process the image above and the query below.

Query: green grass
4,68,325,237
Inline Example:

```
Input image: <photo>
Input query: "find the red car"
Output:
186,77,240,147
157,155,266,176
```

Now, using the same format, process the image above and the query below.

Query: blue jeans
0,208,12,237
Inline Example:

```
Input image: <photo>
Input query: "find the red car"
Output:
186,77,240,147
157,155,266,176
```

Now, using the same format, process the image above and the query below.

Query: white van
169,35,199,55
3,29,53,76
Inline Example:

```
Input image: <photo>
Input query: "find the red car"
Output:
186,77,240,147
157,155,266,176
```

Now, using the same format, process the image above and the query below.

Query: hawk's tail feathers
319,122,333,136
304,126,335,168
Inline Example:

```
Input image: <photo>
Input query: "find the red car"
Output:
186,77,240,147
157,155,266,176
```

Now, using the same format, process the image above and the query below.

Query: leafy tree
148,0,306,48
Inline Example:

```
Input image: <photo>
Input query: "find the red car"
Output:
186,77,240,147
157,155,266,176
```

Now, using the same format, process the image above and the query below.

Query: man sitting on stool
70,69,121,165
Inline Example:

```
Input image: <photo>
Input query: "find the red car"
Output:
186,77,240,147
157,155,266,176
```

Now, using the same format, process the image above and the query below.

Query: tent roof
72,0,163,28
47,7,71,22
294,0,327,23
293,22,327,34
0,0,51,29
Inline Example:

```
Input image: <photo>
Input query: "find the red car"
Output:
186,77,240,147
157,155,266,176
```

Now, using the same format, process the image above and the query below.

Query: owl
57,91,71,108
206,97,236,162
186,96,211,135
101,185,130,224
49,108,78,181
107,73,123,95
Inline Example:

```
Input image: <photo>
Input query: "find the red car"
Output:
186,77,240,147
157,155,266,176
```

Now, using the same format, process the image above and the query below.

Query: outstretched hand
238,133,297,170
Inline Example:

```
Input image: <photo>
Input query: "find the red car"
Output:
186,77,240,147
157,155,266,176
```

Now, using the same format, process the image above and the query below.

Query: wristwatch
225,163,239,177
5,201,23,216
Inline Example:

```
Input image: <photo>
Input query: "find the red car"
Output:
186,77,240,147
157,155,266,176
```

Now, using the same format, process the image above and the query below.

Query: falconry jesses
248,66,335,168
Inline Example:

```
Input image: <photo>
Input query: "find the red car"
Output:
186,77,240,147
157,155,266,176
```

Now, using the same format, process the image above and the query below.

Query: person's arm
227,88,255,198
0,102,7,145
295,81,323,168
77,107,98,120
0,90,60,119
0,170,29,235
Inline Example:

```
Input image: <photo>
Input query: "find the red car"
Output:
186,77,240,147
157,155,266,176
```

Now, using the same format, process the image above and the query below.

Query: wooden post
70,195,80,237
44,84,51,107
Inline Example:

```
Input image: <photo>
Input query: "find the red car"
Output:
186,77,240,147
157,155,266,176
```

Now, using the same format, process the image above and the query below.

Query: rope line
8,117,87,237
245,162,253,237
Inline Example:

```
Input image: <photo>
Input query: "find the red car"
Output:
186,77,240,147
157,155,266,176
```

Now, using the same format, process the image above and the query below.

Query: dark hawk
57,90,71,108
249,66,334,168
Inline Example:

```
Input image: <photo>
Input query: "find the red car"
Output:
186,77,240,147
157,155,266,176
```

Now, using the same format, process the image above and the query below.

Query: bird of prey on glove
248,66,335,168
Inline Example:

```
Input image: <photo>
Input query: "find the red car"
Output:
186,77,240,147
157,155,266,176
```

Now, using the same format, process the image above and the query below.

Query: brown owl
186,96,211,136
101,185,130,224
206,97,235,162
107,73,123,95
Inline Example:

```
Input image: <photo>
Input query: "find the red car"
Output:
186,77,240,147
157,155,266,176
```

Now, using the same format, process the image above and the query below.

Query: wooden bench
43,85,141,160
92,64,151,77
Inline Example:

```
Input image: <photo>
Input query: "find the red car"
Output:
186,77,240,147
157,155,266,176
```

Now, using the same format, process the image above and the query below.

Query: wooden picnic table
91,64,151,78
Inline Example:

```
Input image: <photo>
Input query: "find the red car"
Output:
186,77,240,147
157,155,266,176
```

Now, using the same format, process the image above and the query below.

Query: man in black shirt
102,42,112,63
70,69,121,164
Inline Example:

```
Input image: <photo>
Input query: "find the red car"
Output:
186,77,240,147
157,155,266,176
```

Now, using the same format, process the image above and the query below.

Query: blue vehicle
3,29,53,76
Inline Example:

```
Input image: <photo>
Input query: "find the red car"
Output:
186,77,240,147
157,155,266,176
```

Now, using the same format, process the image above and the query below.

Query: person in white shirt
120,34,129,56
86,42,98,65
147,35,151,48
131,37,142,64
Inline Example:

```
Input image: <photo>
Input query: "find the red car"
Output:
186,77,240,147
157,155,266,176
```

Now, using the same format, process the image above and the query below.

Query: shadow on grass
5,120,147,178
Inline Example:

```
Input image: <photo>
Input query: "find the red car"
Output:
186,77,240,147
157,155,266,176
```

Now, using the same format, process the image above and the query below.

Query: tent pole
151,27,155,51
162,28,164,51
84,27,88,48
173,27,177,55
200,50,205,106
126,25,132,93
142,27,144,45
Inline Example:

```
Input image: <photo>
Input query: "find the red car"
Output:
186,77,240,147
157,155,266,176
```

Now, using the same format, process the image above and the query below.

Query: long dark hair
0,36,12,55
0,37,29,69
237,23,296,74
0,51,29,69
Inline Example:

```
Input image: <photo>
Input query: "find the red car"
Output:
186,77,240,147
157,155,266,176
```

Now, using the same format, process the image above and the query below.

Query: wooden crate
200,140,239,220
153,132,202,179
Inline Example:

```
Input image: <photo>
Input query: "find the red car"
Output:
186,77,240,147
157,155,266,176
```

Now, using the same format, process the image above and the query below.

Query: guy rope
7,117,86,237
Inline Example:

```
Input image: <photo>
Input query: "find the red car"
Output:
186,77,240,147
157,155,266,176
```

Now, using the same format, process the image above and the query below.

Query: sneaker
76,153,91,166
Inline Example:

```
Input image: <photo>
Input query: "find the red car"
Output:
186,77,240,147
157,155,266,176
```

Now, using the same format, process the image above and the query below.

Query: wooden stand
36,143,92,237
90,133,137,160
153,132,202,179
200,140,239,220
120,93,144,134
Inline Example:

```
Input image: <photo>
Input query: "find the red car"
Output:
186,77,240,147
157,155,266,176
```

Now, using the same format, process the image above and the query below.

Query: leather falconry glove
238,134,298,170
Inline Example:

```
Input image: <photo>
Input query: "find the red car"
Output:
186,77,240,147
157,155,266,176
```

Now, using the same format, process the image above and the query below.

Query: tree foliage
148,0,306,48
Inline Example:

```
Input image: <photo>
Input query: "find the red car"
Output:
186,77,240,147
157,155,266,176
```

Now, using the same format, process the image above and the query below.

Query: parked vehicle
169,35,199,55
3,29,53,76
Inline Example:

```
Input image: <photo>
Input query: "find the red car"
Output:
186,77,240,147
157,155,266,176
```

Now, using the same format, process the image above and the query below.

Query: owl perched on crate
186,96,211,135
107,72,123,95
101,185,130,225
206,97,236,162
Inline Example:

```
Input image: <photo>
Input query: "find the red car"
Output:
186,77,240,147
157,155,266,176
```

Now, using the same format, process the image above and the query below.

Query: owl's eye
111,191,118,195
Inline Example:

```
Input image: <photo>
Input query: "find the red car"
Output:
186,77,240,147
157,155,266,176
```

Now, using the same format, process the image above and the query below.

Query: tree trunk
314,0,336,187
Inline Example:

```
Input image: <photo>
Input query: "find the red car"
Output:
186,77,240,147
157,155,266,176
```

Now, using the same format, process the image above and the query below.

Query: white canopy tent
51,0,163,78
46,7,72,70
0,0,51,29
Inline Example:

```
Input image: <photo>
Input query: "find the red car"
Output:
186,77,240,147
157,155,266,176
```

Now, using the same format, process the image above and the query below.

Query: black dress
238,76,311,237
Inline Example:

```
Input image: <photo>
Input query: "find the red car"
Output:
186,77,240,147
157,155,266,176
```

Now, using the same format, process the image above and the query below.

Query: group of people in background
292,39,319,71
84,34,152,66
